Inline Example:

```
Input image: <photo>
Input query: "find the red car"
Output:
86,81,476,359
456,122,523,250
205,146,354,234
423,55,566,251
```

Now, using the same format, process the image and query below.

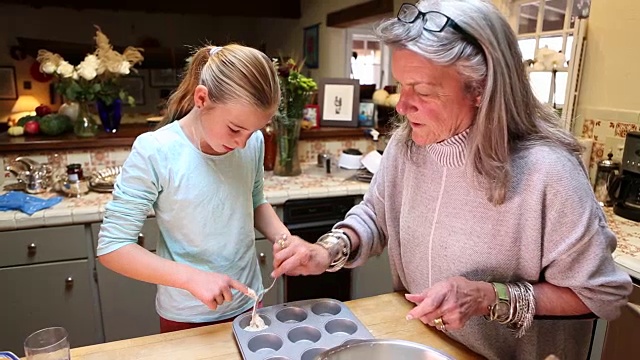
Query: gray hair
375,0,582,205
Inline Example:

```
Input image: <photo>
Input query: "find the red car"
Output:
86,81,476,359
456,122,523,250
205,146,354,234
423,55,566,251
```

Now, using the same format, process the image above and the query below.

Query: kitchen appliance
338,149,363,170
282,196,358,302
608,132,640,221
316,339,454,360
594,150,620,206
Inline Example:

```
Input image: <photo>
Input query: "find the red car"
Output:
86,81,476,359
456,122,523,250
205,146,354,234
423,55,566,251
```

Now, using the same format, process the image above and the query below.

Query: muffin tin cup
233,298,374,360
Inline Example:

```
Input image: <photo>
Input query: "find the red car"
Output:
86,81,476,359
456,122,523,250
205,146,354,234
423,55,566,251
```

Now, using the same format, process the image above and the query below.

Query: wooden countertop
62,293,481,360
0,124,377,153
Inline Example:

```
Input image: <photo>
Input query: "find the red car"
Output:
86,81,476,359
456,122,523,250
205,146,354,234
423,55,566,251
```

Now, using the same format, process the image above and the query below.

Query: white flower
117,61,131,75
82,54,99,69
56,61,75,78
96,62,106,75
72,71,79,80
41,62,57,74
76,63,97,80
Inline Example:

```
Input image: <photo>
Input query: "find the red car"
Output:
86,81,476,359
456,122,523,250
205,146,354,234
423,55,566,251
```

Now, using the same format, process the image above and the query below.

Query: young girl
97,44,290,333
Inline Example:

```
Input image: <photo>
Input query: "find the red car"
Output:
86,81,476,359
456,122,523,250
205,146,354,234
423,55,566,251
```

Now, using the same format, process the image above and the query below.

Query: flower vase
74,102,98,138
96,98,123,133
273,118,302,176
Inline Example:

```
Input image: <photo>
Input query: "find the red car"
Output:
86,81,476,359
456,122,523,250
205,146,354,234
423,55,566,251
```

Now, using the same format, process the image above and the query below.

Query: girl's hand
404,276,495,331
185,270,250,310
271,235,331,278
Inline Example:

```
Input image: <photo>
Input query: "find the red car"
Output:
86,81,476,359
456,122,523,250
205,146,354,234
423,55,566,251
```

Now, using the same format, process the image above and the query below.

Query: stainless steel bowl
314,339,454,360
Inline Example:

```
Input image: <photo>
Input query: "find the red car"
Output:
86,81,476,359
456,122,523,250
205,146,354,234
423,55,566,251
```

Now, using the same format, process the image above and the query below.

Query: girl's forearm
254,203,290,243
98,244,196,290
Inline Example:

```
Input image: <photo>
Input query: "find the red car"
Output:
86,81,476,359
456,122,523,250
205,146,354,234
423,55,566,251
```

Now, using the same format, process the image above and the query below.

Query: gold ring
277,238,287,249
434,317,446,331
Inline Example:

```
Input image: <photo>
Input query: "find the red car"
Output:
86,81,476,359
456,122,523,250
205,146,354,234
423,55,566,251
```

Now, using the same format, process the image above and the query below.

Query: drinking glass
23,327,70,360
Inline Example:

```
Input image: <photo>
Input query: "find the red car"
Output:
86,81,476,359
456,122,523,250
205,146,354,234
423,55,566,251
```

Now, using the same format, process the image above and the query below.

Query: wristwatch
488,282,511,323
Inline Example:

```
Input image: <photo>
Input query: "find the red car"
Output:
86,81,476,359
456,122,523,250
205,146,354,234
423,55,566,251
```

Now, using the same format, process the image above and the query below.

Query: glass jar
74,102,98,137
67,163,84,183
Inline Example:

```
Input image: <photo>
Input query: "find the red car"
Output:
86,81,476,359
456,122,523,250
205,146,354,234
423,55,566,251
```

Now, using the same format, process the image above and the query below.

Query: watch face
495,301,511,319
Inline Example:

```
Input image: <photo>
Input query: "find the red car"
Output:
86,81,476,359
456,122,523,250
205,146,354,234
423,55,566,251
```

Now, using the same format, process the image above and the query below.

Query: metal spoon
249,277,278,328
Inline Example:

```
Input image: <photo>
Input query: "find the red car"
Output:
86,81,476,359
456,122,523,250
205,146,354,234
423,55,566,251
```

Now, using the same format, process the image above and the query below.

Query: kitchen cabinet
0,225,100,357
255,238,283,306
351,248,394,299
600,281,640,360
91,219,161,342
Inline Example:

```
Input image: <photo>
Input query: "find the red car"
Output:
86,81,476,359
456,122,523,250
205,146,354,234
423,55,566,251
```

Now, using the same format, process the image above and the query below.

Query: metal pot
314,339,454,360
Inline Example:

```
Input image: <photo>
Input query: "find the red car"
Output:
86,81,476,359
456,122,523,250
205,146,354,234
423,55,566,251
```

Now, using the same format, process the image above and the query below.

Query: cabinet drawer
0,259,99,356
0,225,87,267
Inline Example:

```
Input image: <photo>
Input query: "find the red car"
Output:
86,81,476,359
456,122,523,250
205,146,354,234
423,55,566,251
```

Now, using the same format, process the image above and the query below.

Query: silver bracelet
505,282,536,338
316,230,351,272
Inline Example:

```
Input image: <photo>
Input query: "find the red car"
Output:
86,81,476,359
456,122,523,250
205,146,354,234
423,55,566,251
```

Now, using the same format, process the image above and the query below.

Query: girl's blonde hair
160,43,280,126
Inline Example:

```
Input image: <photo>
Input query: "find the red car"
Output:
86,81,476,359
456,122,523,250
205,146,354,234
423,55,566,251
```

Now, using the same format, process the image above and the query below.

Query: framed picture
149,69,178,88
120,76,145,105
318,78,360,128
0,66,18,100
303,104,320,128
358,101,375,127
303,24,319,69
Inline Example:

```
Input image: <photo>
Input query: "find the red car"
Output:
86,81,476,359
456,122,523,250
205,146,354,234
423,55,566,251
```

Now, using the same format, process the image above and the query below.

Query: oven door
284,220,352,302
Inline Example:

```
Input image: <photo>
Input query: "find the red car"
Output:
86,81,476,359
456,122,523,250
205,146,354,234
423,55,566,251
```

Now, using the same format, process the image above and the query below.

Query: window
345,27,392,89
513,0,590,107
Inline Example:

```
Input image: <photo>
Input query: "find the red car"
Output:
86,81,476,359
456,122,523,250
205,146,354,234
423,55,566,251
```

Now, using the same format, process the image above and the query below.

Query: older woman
271,0,632,359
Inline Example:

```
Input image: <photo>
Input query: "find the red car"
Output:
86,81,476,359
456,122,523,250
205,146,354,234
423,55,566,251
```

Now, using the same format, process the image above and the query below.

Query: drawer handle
65,277,74,288
137,233,145,247
27,243,37,256
259,253,266,264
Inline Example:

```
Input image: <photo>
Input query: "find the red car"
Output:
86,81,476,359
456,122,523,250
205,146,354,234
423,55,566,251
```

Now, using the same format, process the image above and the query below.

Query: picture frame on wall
149,69,178,88
303,104,320,128
303,24,319,69
358,100,375,127
0,66,18,100
120,76,145,105
318,78,360,128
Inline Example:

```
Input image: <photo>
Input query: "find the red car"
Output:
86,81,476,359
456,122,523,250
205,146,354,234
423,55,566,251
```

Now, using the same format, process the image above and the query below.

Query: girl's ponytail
159,46,212,127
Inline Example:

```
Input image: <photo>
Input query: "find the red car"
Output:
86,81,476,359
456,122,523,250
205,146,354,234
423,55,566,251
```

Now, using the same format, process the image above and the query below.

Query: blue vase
96,98,122,133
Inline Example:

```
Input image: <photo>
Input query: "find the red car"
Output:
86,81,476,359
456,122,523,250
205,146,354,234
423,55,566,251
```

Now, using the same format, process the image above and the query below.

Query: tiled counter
1,168,638,279
0,165,369,231
604,207,640,279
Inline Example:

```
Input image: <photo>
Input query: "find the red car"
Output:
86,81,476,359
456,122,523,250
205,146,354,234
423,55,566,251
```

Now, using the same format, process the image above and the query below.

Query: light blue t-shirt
97,121,267,322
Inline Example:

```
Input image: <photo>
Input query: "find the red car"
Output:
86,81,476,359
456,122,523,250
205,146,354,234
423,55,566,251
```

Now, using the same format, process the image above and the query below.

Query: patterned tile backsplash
2,138,380,184
581,118,635,182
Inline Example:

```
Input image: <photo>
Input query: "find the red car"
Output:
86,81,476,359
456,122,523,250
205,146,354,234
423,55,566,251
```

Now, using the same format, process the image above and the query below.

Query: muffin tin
232,298,374,360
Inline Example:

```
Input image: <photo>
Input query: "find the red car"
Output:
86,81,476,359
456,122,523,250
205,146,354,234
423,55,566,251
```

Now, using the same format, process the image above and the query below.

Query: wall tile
582,119,595,139
592,120,615,142
614,122,638,138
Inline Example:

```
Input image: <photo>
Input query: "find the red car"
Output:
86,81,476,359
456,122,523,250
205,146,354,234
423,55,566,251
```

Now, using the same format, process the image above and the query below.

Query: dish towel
0,191,63,216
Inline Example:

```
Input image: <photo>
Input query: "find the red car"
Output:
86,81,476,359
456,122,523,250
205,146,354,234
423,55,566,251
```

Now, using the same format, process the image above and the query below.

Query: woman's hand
185,270,250,310
405,276,495,331
271,235,332,278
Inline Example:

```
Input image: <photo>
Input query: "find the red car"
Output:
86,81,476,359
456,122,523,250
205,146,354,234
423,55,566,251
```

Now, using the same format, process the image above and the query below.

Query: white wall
575,0,640,124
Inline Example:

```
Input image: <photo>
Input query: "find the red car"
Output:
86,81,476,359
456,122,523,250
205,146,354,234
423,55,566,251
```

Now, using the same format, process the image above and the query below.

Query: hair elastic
209,46,222,56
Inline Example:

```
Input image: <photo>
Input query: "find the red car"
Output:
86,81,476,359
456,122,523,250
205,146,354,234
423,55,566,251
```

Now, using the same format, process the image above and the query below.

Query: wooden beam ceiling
0,0,301,18
326,0,394,28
